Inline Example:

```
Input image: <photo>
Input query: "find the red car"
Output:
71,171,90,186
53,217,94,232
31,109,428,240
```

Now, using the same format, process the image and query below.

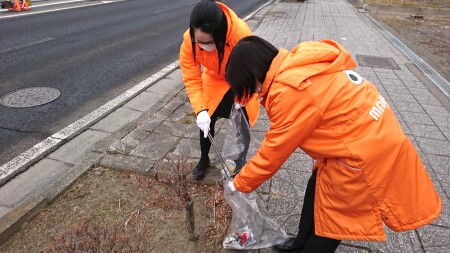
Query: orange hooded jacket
233,40,442,241
179,2,260,126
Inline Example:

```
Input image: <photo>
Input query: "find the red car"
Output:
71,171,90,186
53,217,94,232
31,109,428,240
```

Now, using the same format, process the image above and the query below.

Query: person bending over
226,36,441,252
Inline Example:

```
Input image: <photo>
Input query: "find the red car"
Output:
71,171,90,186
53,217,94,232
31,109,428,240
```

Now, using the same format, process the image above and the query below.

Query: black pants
199,89,250,162
294,169,341,253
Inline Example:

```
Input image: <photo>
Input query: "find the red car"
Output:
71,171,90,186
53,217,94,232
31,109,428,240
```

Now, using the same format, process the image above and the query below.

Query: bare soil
0,167,231,253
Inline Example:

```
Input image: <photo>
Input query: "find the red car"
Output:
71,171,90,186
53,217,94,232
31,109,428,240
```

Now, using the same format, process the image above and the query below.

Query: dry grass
363,0,450,8
43,174,232,252
0,164,232,252
45,218,150,253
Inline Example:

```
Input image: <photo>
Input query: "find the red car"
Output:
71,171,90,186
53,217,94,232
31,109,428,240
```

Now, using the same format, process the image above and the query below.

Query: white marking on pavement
0,0,124,19
31,0,87,8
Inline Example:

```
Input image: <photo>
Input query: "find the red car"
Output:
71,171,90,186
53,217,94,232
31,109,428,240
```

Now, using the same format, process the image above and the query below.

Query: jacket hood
217,2,239,43
272,40,357,91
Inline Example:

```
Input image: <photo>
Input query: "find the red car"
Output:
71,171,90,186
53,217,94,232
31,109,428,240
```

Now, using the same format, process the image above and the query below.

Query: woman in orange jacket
179,0,260,180
225,36,442,252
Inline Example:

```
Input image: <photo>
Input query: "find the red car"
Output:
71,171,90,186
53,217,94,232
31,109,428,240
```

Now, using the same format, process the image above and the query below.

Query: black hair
226,36,279,102
189,0,228,73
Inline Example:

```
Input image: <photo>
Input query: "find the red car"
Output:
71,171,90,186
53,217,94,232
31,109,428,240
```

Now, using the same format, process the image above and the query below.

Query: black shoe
232,159,246,177
192,159,210,180
273,237,303,252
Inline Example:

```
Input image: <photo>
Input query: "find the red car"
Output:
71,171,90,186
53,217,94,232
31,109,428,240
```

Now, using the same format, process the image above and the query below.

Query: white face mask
198,43,217,52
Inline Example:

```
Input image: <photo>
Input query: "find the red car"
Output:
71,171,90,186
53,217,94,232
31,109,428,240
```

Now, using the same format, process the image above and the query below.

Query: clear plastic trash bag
222,179,290,249
221,107,248,163
221,107,289,249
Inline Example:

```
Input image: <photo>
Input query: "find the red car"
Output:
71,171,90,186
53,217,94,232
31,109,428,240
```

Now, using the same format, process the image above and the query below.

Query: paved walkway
1,0,449,252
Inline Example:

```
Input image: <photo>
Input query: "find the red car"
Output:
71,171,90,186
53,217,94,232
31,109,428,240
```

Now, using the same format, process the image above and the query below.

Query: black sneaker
273,237,303,252
192,159,210,180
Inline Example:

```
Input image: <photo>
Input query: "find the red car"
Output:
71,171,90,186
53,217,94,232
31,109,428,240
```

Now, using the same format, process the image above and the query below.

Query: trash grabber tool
207,132,232,180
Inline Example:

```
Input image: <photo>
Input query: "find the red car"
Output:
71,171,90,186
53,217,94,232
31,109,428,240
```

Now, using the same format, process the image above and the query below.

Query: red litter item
240,231,252,245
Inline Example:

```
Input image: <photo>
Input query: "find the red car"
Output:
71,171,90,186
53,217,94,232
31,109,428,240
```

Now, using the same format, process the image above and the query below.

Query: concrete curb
0,152,103,244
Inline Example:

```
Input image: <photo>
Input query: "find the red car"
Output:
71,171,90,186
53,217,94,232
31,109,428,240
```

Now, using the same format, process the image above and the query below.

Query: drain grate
1,87,61,108
356,55,401,70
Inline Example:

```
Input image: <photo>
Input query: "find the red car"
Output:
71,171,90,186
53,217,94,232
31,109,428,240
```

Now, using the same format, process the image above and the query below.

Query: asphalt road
0,0,267,165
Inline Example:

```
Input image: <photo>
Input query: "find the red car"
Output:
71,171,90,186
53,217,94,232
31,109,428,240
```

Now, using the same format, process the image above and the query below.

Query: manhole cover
1,87,61,108
356,55,401,70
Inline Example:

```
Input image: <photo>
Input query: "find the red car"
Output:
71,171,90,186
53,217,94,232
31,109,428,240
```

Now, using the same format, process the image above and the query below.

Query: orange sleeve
234,86,322,193
179,30,208,114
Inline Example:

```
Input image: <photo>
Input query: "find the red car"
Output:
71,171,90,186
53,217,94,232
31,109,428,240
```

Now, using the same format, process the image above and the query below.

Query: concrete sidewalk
1,0,449,252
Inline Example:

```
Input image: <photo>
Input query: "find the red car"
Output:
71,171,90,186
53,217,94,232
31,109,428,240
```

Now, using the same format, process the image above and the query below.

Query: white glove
227,180,236,192
234,103,243,110
196,110,211,138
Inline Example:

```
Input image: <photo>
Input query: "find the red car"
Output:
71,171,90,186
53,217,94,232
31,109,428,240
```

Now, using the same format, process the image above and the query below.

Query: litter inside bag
222,178,289,249
221,107,289,249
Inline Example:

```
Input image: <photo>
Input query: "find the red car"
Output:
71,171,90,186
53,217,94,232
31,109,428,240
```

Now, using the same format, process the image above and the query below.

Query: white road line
0,0,124,19
32,0,87,8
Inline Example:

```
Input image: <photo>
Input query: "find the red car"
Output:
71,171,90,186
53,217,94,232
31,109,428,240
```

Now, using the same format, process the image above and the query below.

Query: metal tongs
207,132,232,180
